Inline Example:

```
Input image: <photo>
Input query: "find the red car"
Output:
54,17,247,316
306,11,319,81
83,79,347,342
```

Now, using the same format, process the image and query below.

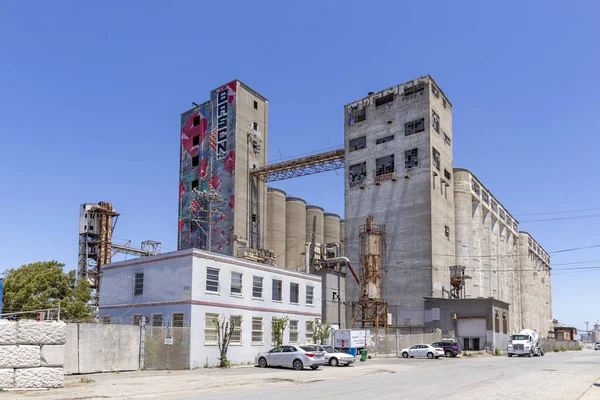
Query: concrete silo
266,188,287,267
339,219,346,256
306,206,324,246
285,197,307,271
324,213,341,246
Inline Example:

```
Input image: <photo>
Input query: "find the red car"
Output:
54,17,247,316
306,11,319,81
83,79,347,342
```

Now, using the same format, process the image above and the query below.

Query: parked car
303,344,356,366
400,344,444,359
595,340,600,351
431,341,462,358
256,345,325,370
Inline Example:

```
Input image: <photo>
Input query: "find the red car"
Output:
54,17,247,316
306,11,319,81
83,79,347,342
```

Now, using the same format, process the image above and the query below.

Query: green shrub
494,347,500,356
553,346,559,352
560,346,566,352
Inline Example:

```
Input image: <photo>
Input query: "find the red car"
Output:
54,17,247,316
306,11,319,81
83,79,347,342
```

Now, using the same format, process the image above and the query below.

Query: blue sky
0,1,598,332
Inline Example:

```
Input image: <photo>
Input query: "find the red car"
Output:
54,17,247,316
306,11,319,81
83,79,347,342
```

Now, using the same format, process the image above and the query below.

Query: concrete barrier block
15,367,64,388
0,345,41,368
41,345,65,367
17,321,67,345
0,368,15,389
0,320,17,345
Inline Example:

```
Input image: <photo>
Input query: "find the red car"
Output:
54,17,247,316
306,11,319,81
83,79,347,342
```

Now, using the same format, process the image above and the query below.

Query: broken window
432,110,440,133
405,118,425,136
432,85,440,98
482,191,489,204
444,169,452,181
444,133,451,146
375,93,394,107
253,122,258,130
193,115,200,126
254,100,258,109
348,106,366,125
193,135,200,147
491,200,498,213
444,225,450,238
375,155,394,176
192,155,199,167
405,148,419,169
349,136,366,152
376,135,394,145
403,81,425,97
349,162,367,185
432,147,441,171
471,180,481,195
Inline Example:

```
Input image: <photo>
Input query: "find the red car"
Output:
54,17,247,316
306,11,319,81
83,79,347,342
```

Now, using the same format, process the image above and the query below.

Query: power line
515,207,600,216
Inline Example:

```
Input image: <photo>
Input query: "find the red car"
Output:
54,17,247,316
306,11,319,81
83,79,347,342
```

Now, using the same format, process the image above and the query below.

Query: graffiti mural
178,81,238,254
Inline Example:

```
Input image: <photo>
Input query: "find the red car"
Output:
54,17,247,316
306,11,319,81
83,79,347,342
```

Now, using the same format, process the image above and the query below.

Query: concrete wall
65,323,140,375
0,320,66,389
315,268,346,327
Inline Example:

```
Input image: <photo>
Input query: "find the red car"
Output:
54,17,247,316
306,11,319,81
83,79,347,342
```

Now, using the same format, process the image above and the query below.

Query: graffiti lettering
216,88,228,160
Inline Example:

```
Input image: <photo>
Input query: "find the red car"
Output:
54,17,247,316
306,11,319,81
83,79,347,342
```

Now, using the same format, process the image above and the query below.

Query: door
281,346,297,368
463,338,470,351
473,338,480,350
267,347,283,366
409,345,421,357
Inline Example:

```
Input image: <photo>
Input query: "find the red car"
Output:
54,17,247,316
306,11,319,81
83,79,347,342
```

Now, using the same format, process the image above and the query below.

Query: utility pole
585,321,589,343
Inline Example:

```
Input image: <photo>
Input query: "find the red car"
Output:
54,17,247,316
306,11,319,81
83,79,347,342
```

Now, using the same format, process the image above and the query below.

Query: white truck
333,329,372,350
508,329,544,357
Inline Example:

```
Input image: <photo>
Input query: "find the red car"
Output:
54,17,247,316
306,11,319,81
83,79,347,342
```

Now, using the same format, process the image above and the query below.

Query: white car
401,344,445,359
595,340,600,351
256,345,325,370
303,344,356,366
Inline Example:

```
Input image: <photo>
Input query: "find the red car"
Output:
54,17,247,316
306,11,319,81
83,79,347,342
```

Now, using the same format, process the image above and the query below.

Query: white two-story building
98,248,322,367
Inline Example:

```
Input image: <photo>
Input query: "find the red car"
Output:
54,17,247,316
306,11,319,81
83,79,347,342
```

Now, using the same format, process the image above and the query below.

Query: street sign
164,336,173,345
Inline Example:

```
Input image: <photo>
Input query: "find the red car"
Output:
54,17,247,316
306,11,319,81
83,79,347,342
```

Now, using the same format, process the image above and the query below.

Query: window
502,314,508,334
306,321,314,344
172,313,184,328
230,315,242,344
471,180,481,195
405,148,419,169
495,312,500,333
349,136,366,152
134,272,144,296
432,85,440,98
253,122,258,130
253,100,258,109
403,81,425,96
405,118,425,136
152,314,163,327
482,191,490,203
349,162,367,185
252,317,263,344
375,93,394,107
231,272,243,296
289,320,299,343
102,316,110,324
133,314,143,326
306,286,314,305
376,135,394,145
192,155,199,167
491,200,498,212
272,279,282,301
205,313,219,344
375,155,394,176
444,133,451,146
348,106,366,125
445,225,450,238
432,111,440,133
290,283,299,304
252,276,263,298
193,135,200,146
513,222,518,231
206,268,220,293
193,115,200,126
192,179,199,191
432,148,440,171
499,209,506,220
443,99,447,109
444,169,451,181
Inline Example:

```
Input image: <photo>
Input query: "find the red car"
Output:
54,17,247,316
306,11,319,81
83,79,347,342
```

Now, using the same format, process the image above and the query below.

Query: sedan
303,344,356,366
256,345,325,370
595,341,600,351
401,344,444,359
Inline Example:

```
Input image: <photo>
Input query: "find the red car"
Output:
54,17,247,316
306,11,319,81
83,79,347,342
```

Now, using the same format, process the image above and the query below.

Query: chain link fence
369,330,443,358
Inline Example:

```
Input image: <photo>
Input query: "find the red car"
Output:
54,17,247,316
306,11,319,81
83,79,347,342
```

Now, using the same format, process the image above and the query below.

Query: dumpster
348,347,358,357
360,349,368,362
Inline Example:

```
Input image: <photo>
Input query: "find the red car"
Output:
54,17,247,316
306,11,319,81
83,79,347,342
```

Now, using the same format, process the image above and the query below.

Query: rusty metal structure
251,148,344,182
449,265,471,298
78,202,161,307
352,216,388,331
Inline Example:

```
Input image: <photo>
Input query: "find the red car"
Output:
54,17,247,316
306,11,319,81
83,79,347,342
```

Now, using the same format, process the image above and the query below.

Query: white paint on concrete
0,320,17,345
0,345,41,368
14,367,64,389
0,369,14,388
17,321,67,345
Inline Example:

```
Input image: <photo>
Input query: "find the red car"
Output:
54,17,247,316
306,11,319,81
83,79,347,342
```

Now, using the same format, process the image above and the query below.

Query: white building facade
99,249,322,367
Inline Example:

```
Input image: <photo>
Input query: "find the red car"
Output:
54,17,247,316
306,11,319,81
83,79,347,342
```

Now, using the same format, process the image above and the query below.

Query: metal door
144,325,190,370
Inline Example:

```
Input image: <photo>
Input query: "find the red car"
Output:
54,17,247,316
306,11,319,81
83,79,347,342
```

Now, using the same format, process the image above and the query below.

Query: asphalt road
191,351,600,400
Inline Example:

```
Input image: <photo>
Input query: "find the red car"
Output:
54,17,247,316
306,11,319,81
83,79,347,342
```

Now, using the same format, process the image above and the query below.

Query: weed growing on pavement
79,378,95,384
554,346,559,352
560,346,566,352
494,348,500,356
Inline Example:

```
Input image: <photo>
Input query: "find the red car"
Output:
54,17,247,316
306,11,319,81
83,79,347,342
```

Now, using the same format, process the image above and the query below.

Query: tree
313,319,332,345
215,315,241,367
271,316,289,346
2,261,93,321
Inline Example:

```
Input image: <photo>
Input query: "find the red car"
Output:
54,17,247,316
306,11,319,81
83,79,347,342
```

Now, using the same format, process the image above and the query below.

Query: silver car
304,345,356,366
256,345,325,370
